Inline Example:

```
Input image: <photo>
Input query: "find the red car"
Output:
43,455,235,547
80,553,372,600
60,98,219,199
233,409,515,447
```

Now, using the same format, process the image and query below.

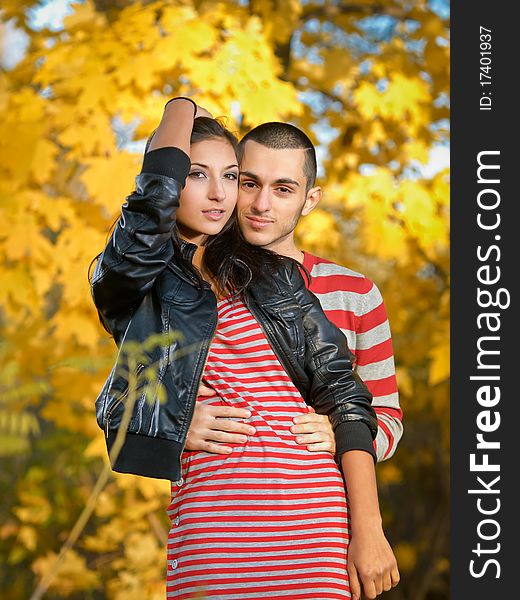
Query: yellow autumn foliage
32,549,100,595
1,1,449,599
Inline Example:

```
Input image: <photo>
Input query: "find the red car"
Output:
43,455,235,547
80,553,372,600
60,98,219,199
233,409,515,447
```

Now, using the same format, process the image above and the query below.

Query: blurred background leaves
0,0,449,598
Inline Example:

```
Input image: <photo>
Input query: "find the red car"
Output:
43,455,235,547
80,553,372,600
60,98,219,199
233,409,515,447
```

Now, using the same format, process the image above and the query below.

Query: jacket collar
169,238,211,288
179,238,197,262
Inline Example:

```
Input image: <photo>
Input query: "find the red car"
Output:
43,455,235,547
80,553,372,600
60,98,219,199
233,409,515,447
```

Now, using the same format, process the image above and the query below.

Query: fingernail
239,436,247,442
293,417,301,423
296,437,303,443
248,427,256,434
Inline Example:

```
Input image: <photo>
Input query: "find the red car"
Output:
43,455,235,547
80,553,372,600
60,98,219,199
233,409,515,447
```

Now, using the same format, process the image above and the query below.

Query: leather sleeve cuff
140,147,191,187
335,420,377,464
106,431,183,481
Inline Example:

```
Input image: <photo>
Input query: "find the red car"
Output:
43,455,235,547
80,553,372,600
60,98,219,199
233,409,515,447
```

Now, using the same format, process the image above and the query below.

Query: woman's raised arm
91,99,196,328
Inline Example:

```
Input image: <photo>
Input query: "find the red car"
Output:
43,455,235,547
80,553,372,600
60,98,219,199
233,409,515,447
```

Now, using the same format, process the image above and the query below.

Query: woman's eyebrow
191,162,239,169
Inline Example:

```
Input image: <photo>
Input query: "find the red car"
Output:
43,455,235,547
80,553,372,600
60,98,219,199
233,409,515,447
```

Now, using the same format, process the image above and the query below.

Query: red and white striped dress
166,294,351,599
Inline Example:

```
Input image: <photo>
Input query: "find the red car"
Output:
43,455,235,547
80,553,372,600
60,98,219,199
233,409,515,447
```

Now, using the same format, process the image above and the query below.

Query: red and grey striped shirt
303,252,403,461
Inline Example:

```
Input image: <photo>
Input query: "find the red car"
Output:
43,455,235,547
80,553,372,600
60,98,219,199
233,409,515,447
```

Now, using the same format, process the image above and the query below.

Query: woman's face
176,138,239,245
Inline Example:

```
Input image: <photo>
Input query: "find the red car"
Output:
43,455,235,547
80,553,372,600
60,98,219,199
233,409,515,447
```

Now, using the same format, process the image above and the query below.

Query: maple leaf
80,152,141,213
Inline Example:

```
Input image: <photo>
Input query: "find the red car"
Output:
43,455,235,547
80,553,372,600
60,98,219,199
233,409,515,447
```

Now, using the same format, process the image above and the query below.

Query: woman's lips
202,209,226,221
246,216,273,229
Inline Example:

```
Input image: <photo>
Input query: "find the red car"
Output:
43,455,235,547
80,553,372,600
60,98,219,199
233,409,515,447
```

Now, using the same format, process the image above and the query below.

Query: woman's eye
224,172,238,180
189,171,205,178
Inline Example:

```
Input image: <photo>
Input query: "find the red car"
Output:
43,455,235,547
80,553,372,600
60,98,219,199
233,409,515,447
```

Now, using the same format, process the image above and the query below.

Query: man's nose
251,187,271,213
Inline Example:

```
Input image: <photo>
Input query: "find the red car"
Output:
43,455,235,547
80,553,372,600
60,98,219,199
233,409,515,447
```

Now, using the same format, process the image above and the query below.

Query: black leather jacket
91,156,377,481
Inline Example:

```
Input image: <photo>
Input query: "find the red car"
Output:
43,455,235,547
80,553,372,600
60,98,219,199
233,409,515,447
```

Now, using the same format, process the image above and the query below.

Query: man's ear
301,186,322,216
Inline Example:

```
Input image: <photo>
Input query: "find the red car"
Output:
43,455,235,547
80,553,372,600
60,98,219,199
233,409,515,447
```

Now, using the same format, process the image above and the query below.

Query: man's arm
290,257,399,597
341,450,400,600
304,258,402,461
355,282,403,461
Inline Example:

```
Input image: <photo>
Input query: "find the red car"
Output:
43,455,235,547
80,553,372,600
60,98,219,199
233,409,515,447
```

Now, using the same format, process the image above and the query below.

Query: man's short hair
238,122,317,192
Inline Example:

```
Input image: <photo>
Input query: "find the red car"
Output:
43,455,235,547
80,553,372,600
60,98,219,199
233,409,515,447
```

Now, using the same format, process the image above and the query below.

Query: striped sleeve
303,253,403,461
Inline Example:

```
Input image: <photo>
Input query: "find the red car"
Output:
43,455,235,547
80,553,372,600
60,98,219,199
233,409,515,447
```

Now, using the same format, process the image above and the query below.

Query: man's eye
277,187,291,194
241,181,256,189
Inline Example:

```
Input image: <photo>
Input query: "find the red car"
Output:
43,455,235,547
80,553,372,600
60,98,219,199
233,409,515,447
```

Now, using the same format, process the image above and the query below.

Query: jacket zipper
172,305,218,486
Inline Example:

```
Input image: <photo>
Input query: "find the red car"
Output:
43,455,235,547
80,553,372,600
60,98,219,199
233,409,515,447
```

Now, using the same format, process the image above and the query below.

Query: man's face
237,140,320,251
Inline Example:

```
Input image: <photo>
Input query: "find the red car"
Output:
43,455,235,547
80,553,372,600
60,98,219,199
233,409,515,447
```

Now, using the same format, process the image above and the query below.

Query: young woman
91,98,397,599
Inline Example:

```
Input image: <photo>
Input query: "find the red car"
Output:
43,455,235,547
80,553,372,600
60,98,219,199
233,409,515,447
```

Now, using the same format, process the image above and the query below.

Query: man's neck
265,238,304,264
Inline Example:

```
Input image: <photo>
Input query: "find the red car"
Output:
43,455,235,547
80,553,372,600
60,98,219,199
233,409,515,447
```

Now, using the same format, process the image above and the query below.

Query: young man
236,123,403,463
189,124,402,462
187,121,402,599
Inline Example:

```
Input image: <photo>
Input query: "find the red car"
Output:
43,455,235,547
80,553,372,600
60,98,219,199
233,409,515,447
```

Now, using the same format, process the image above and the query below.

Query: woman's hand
347,521,400,600
290,410,336,454
194,104,213,119
163,97,212,119
148,98,195,154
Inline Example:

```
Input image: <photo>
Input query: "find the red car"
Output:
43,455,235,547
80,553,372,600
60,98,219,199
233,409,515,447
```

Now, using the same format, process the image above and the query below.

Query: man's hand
347,522,400,600
290,410,336,454
185,382,256,454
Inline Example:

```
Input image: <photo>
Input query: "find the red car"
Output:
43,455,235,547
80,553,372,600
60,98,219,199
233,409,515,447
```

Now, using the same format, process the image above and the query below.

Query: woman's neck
178,235,229,300
191,245,205,270
177,223,209,247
